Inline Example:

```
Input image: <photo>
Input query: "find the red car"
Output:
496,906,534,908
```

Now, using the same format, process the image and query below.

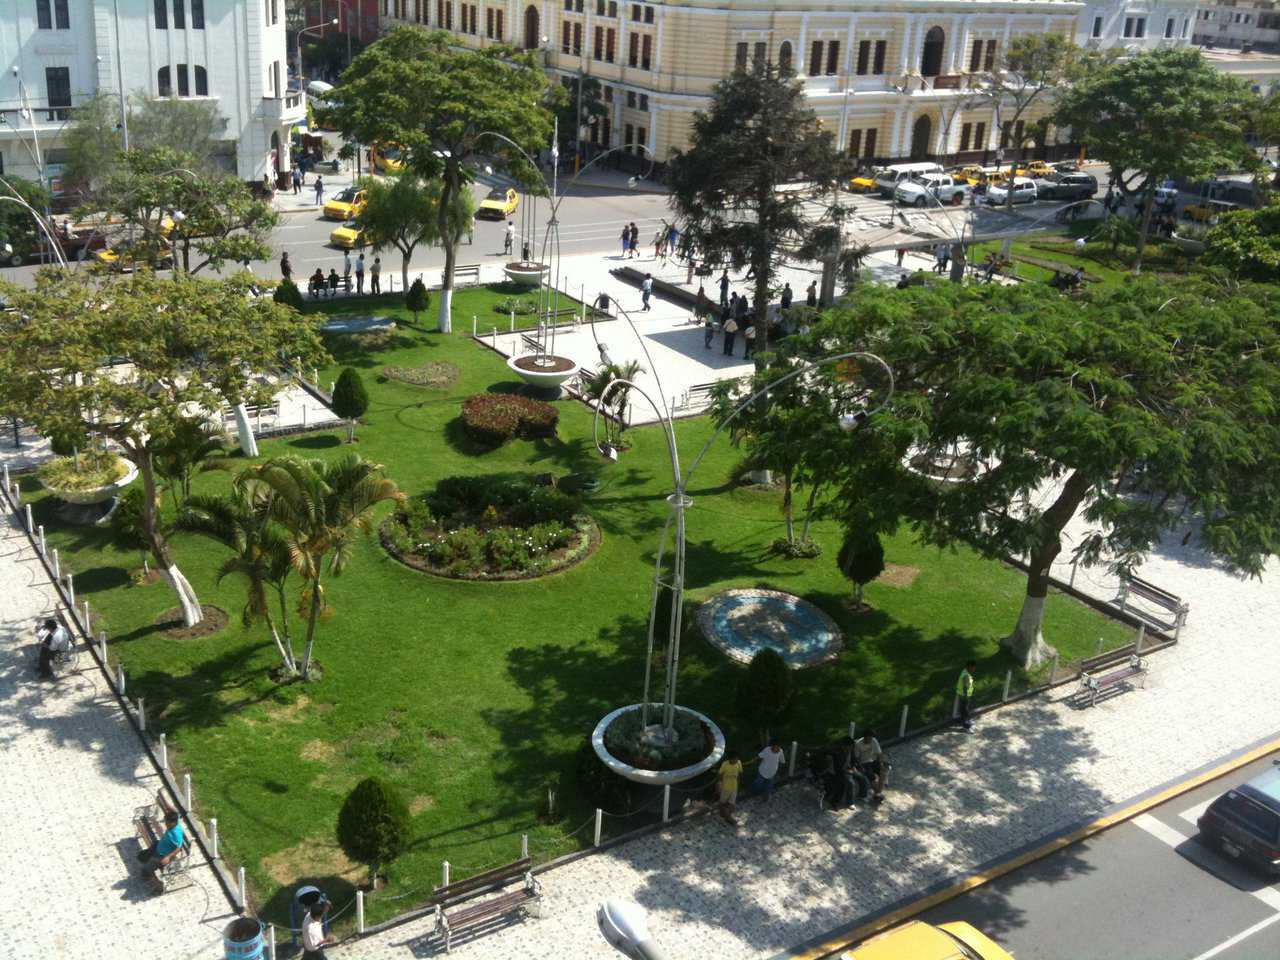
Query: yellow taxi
951,166,988,186
1015,160,1054,178
93,246,174,271
1183,199,1239,224
328,220,367,249
323,187,367,221
849,171,880,193
477,186,519,219
842,920,1015,960
370,143,405,174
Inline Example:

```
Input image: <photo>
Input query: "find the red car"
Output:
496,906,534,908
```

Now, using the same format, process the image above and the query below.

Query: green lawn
28,288,1131,928
303,282,591,334
971,225,1201,287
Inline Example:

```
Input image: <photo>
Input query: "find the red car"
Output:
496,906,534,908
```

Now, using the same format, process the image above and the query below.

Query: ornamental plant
460,393,558,446
336,776,411,877
331,367,370,443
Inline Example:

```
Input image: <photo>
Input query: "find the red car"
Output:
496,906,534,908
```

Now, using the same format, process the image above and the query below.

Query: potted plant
37,432,137,507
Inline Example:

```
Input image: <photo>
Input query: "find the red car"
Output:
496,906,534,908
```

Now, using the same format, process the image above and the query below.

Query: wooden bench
434,858,542,953
673,382,719,412
132,790,194,891
1117,574,1189,634
453,264,482,287
1078,654,1149,707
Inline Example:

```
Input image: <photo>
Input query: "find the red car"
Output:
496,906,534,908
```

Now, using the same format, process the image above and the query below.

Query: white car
985,176,1038,205
894,174,970,207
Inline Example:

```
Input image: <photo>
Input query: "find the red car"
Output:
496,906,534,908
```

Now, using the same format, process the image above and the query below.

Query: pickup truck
894,174,970,207
1031,172,1098,202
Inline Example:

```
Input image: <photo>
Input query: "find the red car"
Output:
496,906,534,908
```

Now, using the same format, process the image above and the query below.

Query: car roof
1239,766,1280,811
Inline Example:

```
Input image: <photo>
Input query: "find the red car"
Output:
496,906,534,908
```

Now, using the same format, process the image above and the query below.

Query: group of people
714,740,789,826
284,250,382,297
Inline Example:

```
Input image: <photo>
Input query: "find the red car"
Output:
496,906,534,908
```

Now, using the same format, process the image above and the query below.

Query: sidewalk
337,504,1280,959
273,165,360,215
0,509,225,960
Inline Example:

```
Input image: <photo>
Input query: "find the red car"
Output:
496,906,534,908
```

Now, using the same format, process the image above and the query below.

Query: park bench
433,857,542,953
1116,574,1189,634
222,402,279,429
673,382,719,412
1078,654,1149,707
131,790,194,892
453,264,482,287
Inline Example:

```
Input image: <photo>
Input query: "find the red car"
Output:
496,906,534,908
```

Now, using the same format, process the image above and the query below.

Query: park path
0,508,225,960
339,506,1280,960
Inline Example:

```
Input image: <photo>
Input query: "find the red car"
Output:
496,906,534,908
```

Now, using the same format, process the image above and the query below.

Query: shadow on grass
287,434,342,451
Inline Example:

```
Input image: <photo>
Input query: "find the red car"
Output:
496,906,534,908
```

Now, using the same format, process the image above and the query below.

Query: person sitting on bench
308,268,326,297
851,729,887,803
138,810,184,894
35,617,70,680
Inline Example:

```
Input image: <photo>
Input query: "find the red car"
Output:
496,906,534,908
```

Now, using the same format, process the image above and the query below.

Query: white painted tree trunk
437,286,453,333
233,404,259,458
1002,593,1058,669
163,565,204,628
269,622,298,675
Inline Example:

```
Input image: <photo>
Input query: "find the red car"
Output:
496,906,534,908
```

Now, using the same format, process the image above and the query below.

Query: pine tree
331,368,369,443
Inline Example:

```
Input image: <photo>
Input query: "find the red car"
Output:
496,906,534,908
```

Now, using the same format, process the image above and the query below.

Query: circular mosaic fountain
697,588,843,669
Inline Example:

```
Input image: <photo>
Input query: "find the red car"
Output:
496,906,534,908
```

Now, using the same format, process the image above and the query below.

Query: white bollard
159,733,167,770
98,630,106,661
898,704,909,738
115,662,125,694
662,784,671,822
38,525,45,556
238,866,246,907
442,861,450,887
594,808,603,846
1095,636,1104,657
521,834,529,859
184,772,192,810
2,463,8,492
268,924,276,960
1049,653,1060,684
137,697,146,732
848,721,856,740
491,328,498,348
1069,555,1080,589
82,600,91,634
24,502,33,532
357,890,365,934
472,314,477,336
1002,669,1012,702
65,572,74,607
211,817,219,858
52,548,60,580
311,367,319,385
1136,622,1146,653
302,405,308,428
510,310,515,332
788,741,798,777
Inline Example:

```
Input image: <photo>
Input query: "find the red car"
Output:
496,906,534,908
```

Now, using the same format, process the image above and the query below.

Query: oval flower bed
382,473,598,580
381,361,459,389
460,393,558,446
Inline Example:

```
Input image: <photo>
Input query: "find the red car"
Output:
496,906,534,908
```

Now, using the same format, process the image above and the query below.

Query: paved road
915,750,1280,960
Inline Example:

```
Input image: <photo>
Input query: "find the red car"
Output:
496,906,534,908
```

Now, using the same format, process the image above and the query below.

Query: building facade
1075,0,1199,48
1192,0,1280,51
0,0,305,191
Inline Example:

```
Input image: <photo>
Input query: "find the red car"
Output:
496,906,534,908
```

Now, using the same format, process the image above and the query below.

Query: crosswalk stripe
1180,799,1214,826
1132,813,1280,912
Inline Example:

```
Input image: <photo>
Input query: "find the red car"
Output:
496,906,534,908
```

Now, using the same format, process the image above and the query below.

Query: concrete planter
1172,234,1206,256
39,458,138,505
507,355,579,392
592,703,725,786
503,261,549,287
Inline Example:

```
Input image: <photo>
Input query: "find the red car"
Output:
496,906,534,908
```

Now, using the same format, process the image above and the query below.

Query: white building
0,0,305,191
1075,0,1201,49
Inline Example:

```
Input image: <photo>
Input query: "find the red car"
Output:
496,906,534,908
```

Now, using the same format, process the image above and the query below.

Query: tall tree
355,172,473,293
0,272,328,626
60,92,125,201
669,62,842,350
0,176,53,265
128,95,230,172
1054,48,1256,271
806,278,1280,667
242,454,404,680
327,27,552,332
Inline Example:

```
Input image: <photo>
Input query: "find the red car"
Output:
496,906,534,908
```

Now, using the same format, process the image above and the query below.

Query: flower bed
383,473,597,580
381,361,459,389
460,393,558,446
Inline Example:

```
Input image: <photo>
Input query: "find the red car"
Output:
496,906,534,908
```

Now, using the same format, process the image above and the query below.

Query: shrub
272,278,304,310
336,777,411,874
405,277,430,324
460,394,558,446
737,648,793,739
494,295,537,316
331,367,370,442
838,529,885,607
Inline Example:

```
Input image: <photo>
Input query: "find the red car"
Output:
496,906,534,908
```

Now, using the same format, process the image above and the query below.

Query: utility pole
575,68,584,173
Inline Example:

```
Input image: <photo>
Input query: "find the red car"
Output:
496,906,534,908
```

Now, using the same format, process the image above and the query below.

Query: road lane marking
1181,798,1214,825
1187,912,1280,960
1132,814,1280,912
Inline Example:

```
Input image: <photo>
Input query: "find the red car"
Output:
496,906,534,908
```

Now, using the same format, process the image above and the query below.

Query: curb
777,732,1280,960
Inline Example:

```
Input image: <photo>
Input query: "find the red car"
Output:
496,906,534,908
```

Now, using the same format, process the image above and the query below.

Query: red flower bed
460,393,559,446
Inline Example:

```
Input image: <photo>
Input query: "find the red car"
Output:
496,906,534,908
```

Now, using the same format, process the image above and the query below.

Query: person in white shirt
35,617,70,680
301,901,334,959
751,740,786,801
851,730,886,802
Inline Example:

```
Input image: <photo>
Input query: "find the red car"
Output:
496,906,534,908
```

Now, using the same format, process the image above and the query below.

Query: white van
875,162,944,198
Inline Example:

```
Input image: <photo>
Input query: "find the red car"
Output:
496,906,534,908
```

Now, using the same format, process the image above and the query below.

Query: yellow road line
789,736,1280,960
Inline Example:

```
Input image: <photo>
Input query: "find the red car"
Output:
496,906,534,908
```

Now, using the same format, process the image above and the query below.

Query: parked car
323,187,367,222
874,161,944,198
985,176,1037,205
1032,171,1098,202
894,173,970,207
370,142,405,174
1197,764,1280,877
476,186,519,219
849,170,881,193
1183,198,1240,224
328,221,367,249
841,920,1015,960
1015,159,1055,178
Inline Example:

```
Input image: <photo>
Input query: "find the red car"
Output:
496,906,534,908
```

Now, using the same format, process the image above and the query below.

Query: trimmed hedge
460,393,558,446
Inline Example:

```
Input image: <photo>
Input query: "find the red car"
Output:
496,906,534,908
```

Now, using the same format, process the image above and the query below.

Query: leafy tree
181,480,301,676
405,276,430,325
837,529,885,609
669,63,842,350
356,173,472,293
0,272,328,627
554,76,607,156
153,415,228,509
1054,48,1256,271
128,95,229,172
1092,213,1138,256
737,649,793,741
1203,202,1280,282
337,777,411,876
273,277,305,310
60,92,125,200
0,177,53,264
327,27,553,332
331,368,370,443
241,454,404,679
807,277,1280,667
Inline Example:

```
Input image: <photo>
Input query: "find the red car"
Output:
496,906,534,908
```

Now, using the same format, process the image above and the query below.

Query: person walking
620,225,630,258
743,323,756,359
342,250,352,293
313,176,324,206
722,313,738,356
932,244,946,274
956,660,976,732
370,256,382,295
653,228,665,261
716,750,744,826
779,282,793,311
806,280,817,307
354,253,365,295
505,221,515,256
703,311,716,349
718,270,730,307
939,245,951,274
301,901,336,959
895,247,906,267
628,222,639,259
280,251,292,281
752,740,785,801
641,272,653,311
292,167,302,196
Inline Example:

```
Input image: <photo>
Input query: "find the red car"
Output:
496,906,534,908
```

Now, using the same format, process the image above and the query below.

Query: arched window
176,63,190,97
194,65,208,96
921,26,945,77
157,66,172,97
523,5,539,49
778,40,793,75
910,114,933,160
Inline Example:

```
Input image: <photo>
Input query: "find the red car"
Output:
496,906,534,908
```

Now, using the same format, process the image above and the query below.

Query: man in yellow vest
957,660,976,732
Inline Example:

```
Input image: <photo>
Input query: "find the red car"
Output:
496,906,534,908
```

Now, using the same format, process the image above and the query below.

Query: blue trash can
223,917,264,960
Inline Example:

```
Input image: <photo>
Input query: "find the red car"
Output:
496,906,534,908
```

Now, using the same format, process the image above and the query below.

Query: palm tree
242,454,404,680
581,360,644,445
154,415,229,510
180,481,300,676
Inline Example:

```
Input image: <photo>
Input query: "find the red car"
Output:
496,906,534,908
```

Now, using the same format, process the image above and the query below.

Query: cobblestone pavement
0,511,225,960
340,508,1280,960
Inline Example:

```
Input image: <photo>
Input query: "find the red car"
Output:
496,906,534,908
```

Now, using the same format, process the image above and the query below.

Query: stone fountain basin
503,261,549,288
592,703,725,786
507,355,578,391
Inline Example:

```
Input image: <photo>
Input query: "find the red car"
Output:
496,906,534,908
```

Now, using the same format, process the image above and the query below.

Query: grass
28,286,1132,928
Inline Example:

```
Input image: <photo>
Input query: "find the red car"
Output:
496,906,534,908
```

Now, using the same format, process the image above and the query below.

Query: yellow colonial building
378,0,1082,168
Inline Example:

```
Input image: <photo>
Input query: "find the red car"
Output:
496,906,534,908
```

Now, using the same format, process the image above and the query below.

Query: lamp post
296,18,339,79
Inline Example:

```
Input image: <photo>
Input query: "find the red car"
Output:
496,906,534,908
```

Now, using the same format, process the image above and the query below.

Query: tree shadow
441,417,498,457
71,564,132,593
287,434,342,451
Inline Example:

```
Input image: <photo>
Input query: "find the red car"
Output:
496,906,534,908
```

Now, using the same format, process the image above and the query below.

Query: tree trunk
437,242,455,334
300,572,323,679
782,468,794,544
346,418,355,443
233,403,259,457
1002,470,1091,668
275,585,298,671
948,242,966,284
854,581,864,607
1132,191,1156,275
137,447,204,627
401,251,411,297
799,482,821,542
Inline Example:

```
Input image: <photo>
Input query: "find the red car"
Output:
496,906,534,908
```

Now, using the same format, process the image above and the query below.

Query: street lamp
296,18,339,79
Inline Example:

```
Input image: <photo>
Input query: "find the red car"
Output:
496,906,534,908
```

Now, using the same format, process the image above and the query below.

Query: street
914,750,1280,960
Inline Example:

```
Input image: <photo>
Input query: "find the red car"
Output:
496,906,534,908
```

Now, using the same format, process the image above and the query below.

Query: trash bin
223,917,264,960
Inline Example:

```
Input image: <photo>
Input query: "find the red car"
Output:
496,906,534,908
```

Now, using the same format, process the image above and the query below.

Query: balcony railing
263,90,307,122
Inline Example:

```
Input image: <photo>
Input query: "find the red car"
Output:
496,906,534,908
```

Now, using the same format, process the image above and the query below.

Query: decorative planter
592,703,725,786
903,442,992,488
507,355,579,392
1172,234,1206,256
503,261,549,288
39,458,138,505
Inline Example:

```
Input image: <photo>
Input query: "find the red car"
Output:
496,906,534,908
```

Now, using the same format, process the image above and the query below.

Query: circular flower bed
460,393,558,446
494,296,538,316
383,473,597,580
381,361,459,389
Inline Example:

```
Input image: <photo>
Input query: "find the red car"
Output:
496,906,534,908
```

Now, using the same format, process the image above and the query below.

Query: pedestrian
506,221,515,256
355,252,365,294
895,247,906,267
939,245,951,274
313,176,324,206
289,887,330,950
35,617,69,680
805,280,817,307
718,270,730,307
852,729,887,802
956,659,976,732
292,167,302,195
653,229,665,261
722,314,738,356
896,273,910,289
667,222,680,258
743,323,756,359
342,250,352,293
301,901,336,959
932,244,946,274
370,256,382,295
734,291,749,324
620,225,630,258
280,251,292,281
694,284,713,324
628,222,639,259
716,750,744,825
593,290,612,316
327,268,339,297
779,282,793,311
752,740,785,801
641,272,653,311
704,311,716,349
